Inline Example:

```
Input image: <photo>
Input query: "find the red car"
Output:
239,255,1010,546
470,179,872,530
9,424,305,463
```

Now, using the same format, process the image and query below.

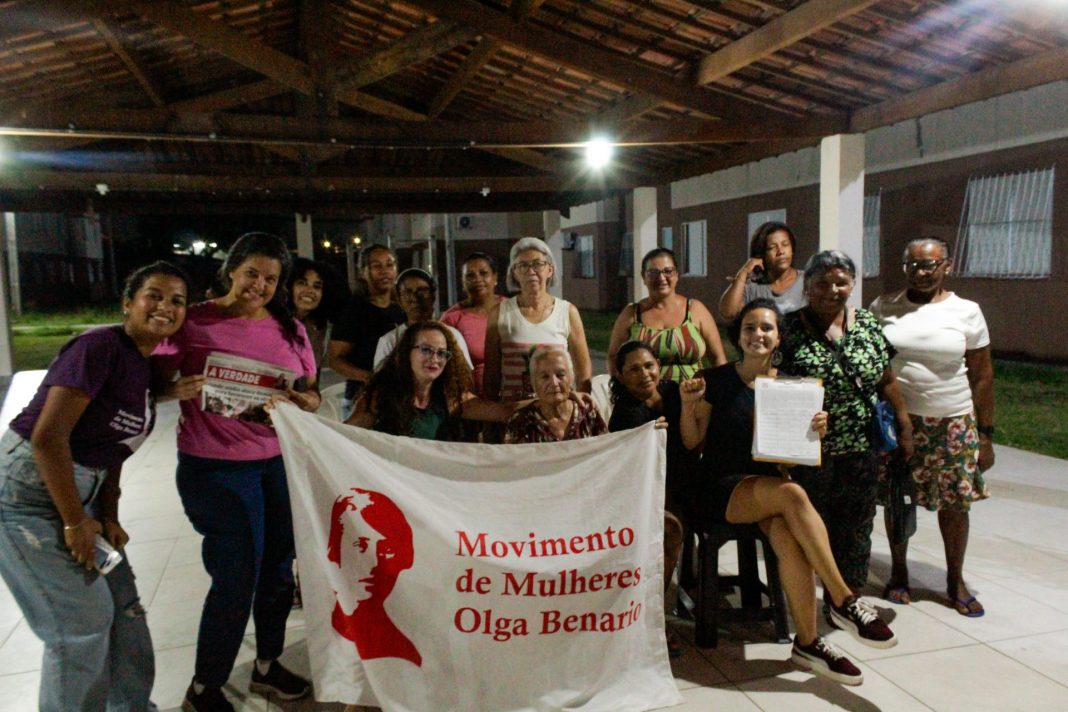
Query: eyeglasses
412,344,452,361
903,259,948,273
513,260,550,273
644,267,676,279
399,287,434,299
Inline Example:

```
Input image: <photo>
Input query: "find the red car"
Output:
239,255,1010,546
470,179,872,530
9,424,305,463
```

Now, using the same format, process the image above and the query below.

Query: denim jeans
0,430,155,712
176,452,295,688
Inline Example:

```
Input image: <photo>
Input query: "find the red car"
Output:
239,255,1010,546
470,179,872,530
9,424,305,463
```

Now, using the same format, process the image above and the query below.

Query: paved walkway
2,394,1068,710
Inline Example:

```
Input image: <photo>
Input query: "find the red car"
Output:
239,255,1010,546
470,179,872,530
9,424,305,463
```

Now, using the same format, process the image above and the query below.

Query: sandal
882,583,911,605
950,594,985,618
667,631,684,658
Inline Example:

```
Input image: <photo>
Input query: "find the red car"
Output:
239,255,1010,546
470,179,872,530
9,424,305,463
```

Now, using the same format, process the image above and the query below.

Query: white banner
272,403,682,712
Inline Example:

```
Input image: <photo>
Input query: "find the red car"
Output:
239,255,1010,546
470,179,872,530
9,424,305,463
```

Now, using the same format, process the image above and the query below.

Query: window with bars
956,166,1053,279
863,192,881,278
575,234,594,278
680,220,707,276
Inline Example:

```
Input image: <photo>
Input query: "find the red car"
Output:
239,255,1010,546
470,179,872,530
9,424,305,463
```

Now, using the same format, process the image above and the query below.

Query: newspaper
202,352,294,425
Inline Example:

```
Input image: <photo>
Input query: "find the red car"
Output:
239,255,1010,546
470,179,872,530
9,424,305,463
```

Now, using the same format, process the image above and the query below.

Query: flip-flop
950,594,985,618
882,583,911,605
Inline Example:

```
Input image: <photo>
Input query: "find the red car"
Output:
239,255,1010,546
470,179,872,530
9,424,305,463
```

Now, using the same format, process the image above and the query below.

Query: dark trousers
792,451,879,590
176,453,295,688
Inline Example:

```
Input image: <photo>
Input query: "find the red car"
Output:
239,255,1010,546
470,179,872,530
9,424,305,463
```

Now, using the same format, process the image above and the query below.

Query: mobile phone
94,535,123,575
292,376,308,392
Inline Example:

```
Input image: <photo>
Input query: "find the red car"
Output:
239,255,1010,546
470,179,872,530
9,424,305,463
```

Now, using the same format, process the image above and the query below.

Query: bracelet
978,425,995,437
63,518,90,532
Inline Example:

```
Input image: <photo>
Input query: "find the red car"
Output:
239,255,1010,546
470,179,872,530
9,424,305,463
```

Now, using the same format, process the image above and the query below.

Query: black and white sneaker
791,636,864,686
249,660,311,701
830,596,898,649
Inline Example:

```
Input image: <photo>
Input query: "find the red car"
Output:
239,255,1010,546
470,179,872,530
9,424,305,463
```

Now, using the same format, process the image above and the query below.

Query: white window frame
660,226,673,251
680,220,707,276
863,192,881,278
957,166,1053,279
575,234,595,278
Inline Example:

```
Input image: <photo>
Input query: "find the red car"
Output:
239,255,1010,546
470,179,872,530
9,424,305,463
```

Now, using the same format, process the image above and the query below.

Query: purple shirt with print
10,325,154,469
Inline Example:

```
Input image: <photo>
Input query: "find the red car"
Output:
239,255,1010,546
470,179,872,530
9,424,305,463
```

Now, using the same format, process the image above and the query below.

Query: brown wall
654,136,1068,361
559,220,625,311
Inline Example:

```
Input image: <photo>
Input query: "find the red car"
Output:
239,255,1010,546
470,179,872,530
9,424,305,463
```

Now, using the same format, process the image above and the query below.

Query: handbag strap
798,308,879,413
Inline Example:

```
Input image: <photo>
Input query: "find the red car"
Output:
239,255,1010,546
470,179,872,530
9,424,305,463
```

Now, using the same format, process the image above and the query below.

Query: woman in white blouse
869,237,995,618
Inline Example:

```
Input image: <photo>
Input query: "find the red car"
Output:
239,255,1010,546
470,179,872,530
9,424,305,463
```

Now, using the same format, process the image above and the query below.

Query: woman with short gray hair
778,250,913,612
503,346,606,443
484,237,593,406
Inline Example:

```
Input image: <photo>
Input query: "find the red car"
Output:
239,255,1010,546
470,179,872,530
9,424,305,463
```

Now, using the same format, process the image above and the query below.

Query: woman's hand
896,416,915,460
735,257,764,282
103,519,130,550
977,434,995,472
63,516,103,570
679,377,706,404
809,410,828,437
654,416,668,430
169,374,206,401
283,386,321,412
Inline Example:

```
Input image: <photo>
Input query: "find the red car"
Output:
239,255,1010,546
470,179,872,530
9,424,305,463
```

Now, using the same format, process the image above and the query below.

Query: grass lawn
8,309,1068,461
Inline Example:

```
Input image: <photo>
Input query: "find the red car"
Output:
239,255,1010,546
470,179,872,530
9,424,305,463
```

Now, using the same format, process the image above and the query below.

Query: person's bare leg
726,476,853,606
882,509,912,603
939,509,982,613
759,516,818,644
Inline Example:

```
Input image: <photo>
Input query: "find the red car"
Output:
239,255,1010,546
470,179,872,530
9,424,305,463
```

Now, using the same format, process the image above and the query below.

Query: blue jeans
0,431,155,712
176,453,295,688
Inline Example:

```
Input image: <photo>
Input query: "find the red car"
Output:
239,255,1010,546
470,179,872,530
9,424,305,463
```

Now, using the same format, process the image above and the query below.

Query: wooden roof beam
401,0,803,125
334,20,480,90
1,169,641,194
850,44,1068,133
89,17,166,107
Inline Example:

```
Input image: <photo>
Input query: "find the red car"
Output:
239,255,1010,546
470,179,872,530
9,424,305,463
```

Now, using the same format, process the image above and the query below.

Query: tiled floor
3,402,1068,711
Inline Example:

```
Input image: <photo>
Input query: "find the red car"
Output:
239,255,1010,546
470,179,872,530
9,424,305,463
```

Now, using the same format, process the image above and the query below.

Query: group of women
0,221,994,708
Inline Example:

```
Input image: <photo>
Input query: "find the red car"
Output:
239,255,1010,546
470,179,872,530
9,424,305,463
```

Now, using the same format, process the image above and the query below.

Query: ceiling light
584,137,614,169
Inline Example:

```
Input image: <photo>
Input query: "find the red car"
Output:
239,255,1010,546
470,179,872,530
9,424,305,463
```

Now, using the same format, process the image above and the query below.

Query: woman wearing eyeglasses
607,247,726,382
346,321,519,439
869,238,993,617
484,237,593,404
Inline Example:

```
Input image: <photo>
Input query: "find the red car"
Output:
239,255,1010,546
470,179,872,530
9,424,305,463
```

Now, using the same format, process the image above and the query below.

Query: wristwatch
977,425,995,437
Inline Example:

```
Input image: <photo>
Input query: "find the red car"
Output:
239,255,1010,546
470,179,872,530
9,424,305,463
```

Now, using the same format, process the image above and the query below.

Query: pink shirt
440,297,505,394
153,301,317,461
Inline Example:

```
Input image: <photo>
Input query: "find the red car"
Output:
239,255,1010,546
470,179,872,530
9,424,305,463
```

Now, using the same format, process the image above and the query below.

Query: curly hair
363,321,473,437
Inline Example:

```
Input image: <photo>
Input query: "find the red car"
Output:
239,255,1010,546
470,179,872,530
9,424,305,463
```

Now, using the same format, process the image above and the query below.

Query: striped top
497,296,571,400
628,299,706,382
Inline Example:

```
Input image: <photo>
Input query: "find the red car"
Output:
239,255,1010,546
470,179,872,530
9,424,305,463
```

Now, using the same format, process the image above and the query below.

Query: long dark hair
610,340,659,404
364,321,472,438
123,260,191,301
219,232,303,347
287,256,349,330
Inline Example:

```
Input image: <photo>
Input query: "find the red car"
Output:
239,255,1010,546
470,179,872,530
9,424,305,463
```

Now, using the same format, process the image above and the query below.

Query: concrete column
0,214,15,377
631,187,658,302
819,134,866,306
443,214,457,307
295,213,313,258
542,210,563,299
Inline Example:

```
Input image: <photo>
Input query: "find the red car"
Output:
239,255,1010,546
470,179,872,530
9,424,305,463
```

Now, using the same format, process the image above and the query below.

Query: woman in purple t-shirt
0,261,189,711
152,233,321,711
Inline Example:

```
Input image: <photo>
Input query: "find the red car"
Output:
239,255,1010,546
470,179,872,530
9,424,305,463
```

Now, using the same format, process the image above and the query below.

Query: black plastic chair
681,521,791,648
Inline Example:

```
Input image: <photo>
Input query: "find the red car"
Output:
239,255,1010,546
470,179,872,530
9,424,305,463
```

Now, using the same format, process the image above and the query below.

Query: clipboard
751,376,824,467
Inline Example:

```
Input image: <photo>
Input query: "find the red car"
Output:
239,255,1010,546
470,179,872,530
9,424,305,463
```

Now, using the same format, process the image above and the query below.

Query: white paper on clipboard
752,376,824,467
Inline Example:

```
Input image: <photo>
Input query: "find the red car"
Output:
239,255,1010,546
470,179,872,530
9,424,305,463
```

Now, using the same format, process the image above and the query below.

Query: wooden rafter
90,17,166,107
849,44,1068,132
0,169,640,194
401,0,804,125
425,0,548,119
334,20,479,90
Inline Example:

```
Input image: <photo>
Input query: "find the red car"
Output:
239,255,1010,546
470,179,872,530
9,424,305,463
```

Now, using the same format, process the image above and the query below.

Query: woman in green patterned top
779,250,913,598
607,248,726,381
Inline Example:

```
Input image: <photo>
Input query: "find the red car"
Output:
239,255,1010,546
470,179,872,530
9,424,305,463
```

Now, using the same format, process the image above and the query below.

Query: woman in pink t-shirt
440,252,506,395
153,233,320,710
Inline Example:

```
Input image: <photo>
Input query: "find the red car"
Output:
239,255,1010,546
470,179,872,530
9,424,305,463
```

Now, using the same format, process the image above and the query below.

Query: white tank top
497,296,571,400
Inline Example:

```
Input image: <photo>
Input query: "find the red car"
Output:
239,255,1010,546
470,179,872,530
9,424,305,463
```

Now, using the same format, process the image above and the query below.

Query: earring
122,310,130,317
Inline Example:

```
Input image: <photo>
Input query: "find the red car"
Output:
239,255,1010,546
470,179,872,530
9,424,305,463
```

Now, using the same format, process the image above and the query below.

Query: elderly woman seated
504,346,607,443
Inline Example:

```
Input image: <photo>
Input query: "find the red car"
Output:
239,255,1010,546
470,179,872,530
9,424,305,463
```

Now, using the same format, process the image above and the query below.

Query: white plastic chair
590,373,614,423
317,382,347,422
0,370,47,436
